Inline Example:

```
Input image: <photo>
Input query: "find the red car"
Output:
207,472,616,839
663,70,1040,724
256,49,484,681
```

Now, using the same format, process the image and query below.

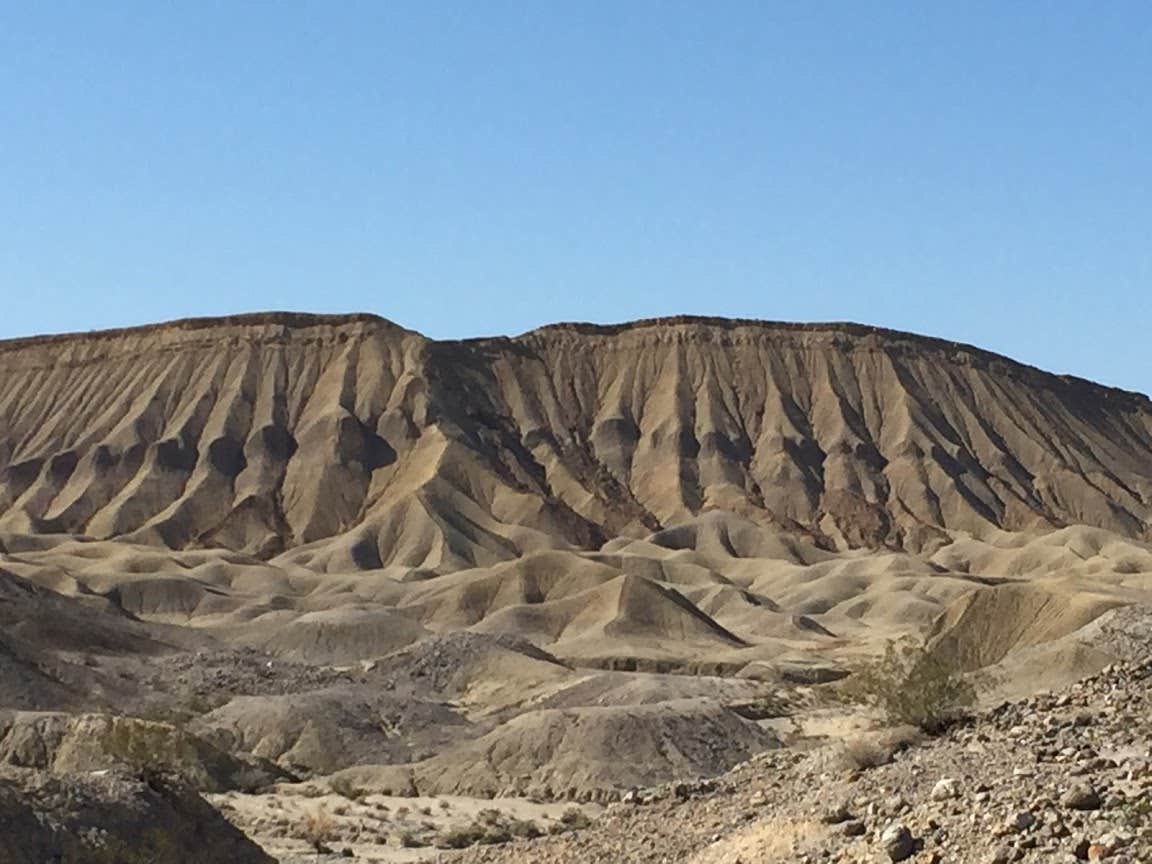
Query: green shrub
841,638,976,733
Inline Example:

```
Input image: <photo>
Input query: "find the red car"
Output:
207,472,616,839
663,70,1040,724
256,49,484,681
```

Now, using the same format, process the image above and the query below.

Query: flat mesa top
0,311,1145,405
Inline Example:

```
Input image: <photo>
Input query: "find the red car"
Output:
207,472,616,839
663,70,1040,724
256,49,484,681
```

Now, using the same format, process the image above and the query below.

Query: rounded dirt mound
337,698,779,801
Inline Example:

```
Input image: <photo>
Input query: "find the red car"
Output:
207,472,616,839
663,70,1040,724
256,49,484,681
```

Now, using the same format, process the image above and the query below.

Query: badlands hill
1,313,1152,861
1,313,1150,668
1,312,1149,562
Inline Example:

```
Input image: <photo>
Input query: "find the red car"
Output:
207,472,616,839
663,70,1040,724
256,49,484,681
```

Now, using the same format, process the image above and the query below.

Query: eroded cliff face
0,313,1149,568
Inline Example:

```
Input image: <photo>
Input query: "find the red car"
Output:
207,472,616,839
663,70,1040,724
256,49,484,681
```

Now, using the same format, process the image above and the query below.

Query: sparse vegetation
398,830,426,848
835,735,892,771
300,806,334,857
479,824,513,845
436,823,486,849
840,637,978,733
476,808,502,825
559,806,592,830
508,817,543,839
434,812,542,849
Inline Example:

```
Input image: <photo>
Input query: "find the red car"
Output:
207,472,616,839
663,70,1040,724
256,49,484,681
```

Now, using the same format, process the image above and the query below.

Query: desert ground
1,313,1150,862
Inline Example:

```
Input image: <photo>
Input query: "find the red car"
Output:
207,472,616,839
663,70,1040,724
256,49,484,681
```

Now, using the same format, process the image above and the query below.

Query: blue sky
1,2,1149,393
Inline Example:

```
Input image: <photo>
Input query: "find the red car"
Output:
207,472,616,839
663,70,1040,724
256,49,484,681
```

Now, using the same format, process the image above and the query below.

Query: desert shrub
435,814,532,849
479,824,513,845
559,807,592,830
881,724,927,753
841,637,976,733
398,831,427,848
436,823,487,849
835,736,891,771
301,806,335,855
508,817,542,839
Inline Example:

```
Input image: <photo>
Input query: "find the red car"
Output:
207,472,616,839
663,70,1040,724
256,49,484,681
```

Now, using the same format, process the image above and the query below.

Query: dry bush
479,824,513,845
435,813,540,849
436,823,487,849
476,808,502,825
841,637,977,733
548,808,589,835
881,724,927,752
836,736,892,771
508,817,542,839
398,830,427,848
300,806,335,854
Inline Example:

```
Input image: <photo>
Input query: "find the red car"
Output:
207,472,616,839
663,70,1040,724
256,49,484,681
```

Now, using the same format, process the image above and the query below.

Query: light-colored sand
209,788,598,863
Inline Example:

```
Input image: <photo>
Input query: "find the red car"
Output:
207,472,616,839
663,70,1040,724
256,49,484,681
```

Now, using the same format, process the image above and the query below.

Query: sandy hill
0,313,1148,566
0,312,1150,676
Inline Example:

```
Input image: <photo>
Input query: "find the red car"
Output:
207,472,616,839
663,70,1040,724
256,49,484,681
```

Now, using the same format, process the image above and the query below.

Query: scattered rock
931,777,960,800
1062,784,1103,811
880,822,915,862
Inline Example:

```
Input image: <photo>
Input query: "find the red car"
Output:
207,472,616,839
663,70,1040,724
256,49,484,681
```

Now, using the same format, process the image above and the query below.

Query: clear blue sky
1,3,1149,394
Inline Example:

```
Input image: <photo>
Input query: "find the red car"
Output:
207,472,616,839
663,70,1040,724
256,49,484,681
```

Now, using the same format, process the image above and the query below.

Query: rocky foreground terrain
7,643,1150,863
457,653,1152,864
0,767,273,863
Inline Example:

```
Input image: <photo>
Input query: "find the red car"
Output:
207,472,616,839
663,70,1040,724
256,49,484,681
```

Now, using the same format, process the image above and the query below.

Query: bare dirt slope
1,313,1149,564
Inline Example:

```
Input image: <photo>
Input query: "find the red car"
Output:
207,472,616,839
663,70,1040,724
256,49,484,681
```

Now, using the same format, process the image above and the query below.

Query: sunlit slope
1,313,1149,566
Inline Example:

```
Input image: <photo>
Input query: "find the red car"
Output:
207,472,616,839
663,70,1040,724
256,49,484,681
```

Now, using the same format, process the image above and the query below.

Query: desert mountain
1,313,1150,675
2,314,1152,860
1,313,1149,566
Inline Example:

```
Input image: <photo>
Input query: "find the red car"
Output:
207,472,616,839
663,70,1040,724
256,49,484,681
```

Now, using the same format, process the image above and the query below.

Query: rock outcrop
0,766,274,864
